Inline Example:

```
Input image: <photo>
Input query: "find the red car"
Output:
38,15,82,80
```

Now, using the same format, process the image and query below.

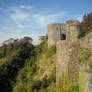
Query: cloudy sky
0,0,92,44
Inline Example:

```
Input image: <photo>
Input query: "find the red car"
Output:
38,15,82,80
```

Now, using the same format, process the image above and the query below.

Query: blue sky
0,0,92,44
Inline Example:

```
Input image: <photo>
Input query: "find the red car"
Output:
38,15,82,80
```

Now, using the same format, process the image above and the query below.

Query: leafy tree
78,12,92,38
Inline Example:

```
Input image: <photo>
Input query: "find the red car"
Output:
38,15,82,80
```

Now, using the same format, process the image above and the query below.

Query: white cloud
14,30,23,34
2,26,23,34
10,8,30,28
32,12,67,28
20,5,33,10
3,26,15,30
0,32,11,43
9,33,38,45
0,31,38,45
9,6,67,29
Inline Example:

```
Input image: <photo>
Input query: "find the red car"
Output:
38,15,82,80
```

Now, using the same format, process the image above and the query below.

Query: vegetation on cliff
78,12,92,38
12,41,56,92
0,39,56,92
78,48,91,64
0,37,34,92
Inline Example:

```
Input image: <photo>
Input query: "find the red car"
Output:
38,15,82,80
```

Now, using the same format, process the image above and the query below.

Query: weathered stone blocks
56,40,80,85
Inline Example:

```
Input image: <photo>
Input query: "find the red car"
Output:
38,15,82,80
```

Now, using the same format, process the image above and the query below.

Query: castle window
61,34,66,40
77,26,80,29
56,26,58,30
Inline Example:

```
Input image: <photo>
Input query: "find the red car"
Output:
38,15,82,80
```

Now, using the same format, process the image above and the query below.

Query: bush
78,12,92,38
78,48,90,64
49,67,56,82
0,38,34,92
13,83,27,92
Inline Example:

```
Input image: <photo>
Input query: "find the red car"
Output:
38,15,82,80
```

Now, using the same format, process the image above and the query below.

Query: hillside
0,39,56,92
0,37,34,92
12,41,56,92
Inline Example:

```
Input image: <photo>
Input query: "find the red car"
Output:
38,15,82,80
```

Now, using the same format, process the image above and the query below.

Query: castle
39,20,92,92
39,20,81,46
48,20,80,47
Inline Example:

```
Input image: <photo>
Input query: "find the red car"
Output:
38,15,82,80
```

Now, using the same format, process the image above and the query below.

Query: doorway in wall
61,34,66,40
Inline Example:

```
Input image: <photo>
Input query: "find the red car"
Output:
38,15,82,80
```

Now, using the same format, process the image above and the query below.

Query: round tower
70,20,80,42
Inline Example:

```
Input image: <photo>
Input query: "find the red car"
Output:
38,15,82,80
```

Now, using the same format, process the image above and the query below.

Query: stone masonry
56,41,80,85
39,19,92,91
56,31,92,91
48,20,80,47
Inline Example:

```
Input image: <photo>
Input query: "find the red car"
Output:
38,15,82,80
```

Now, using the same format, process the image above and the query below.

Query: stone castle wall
79,32,92,52
47,23,71,47
56,41,80,85
47,20,92,91
79,33,92,92
56,32,92,90
69,26,80,42
48,24,61,47
47,21,80,47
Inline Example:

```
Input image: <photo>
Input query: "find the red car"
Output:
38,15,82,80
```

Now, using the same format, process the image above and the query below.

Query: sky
0,0,92,44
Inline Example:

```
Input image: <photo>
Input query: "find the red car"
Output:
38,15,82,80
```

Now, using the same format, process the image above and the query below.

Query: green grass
79,70,84,92
89,75,92,84
45,45,56,58
56,67,79,92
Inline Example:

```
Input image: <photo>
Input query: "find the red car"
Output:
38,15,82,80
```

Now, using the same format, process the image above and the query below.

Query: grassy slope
13,41,56,92
34,50,56,81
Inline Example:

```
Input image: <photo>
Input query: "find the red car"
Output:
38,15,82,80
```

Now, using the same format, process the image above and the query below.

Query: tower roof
71,20,80,26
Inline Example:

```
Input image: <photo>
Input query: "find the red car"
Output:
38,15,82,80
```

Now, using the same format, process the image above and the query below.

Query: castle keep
48,20,80,47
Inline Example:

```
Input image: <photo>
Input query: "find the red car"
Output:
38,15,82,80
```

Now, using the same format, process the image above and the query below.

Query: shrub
13,83,27,92
78,12,92,38
78,48,90,64
49,67,56,82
